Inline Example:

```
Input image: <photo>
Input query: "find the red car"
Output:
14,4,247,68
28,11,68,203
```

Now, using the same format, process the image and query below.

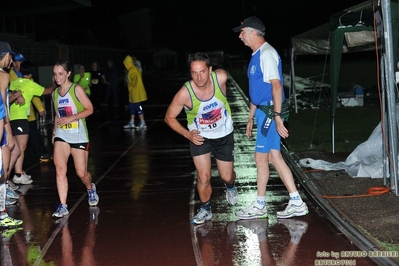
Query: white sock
255,196,266,209
289,191,303,206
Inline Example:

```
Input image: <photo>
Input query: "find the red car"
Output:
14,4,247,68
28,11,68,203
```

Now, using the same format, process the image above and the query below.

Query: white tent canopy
291,22,376,56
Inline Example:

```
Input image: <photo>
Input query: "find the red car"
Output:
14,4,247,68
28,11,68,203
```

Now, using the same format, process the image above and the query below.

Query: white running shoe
52,204,69,218
276,202,309,219
13,173,33,185
191,208,212,225
123,122,135,129
236,201,268,220
87,183,99,206
136,121,147,129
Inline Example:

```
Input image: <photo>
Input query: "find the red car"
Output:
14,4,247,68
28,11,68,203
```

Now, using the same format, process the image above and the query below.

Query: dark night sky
8,1,367,55
97,1,365,49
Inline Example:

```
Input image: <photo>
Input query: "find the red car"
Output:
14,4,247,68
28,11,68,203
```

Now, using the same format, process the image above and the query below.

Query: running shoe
123,122,135,129
0,216,23,228
236,201,268,220
52,204,69,218
226,186,238,205
276,202,309,219
12,172,33,185
136,121,147,129
191,208,213,225
22,171,31,179
6,187,20,199
87,183,99,206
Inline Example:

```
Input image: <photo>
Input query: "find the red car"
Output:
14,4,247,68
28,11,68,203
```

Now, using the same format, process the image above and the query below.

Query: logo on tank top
59,99,70,104
203,101,218,111
250,65,256,76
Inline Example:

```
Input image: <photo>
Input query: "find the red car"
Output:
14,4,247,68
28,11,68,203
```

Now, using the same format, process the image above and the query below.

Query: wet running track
1,70,379,265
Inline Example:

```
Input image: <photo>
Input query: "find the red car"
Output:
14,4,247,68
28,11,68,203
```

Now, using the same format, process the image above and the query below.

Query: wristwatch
273,111,281,117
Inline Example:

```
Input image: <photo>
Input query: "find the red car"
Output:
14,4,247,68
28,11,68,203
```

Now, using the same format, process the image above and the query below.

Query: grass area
284,106,381,153
229,71,382,154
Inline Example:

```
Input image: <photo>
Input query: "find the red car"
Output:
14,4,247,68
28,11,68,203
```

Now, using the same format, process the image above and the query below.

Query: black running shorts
189,132,234,162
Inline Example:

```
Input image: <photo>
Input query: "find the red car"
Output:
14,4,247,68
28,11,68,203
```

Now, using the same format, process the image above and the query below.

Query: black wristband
273,111,281,117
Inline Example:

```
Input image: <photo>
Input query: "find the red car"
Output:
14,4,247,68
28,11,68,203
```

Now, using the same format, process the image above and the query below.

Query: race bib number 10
59,121,78,132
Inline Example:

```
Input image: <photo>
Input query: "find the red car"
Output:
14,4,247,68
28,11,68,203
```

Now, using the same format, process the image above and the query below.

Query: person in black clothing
28,102,52,163
102,59,119,107
90,61,106,110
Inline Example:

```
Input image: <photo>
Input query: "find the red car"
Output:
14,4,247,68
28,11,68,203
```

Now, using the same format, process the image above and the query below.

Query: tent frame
289,0,399,194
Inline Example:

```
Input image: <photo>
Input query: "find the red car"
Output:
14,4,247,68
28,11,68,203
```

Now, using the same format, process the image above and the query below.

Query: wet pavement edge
282,146,399,266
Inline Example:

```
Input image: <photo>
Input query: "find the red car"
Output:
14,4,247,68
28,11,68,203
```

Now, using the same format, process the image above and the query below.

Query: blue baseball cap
14,53,26,62
0,41,14,55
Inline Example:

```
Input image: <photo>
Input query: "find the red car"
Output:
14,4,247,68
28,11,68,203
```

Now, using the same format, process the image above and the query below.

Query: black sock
201,201,211,211
225,183,235,189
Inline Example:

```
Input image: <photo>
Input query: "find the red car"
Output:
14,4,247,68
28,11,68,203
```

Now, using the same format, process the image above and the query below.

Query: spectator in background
102,59,119,107
0,40,23,227
73,64,91,98
28,98,52,163
122,55,148,129
9,53,51,164
9,53,26,81
89,61,106,111
5,52,26,198
9,60,56,185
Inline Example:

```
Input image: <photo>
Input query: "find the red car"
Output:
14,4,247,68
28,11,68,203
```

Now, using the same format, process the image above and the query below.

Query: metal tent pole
381,0,399,194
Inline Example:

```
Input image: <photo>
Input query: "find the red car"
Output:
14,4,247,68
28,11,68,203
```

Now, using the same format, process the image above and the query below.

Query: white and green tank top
52,83,89,143
184,71,233,139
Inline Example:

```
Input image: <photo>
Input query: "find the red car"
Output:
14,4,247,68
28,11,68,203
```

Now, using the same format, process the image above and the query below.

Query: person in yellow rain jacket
73,64,91,97
122,55,148,129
